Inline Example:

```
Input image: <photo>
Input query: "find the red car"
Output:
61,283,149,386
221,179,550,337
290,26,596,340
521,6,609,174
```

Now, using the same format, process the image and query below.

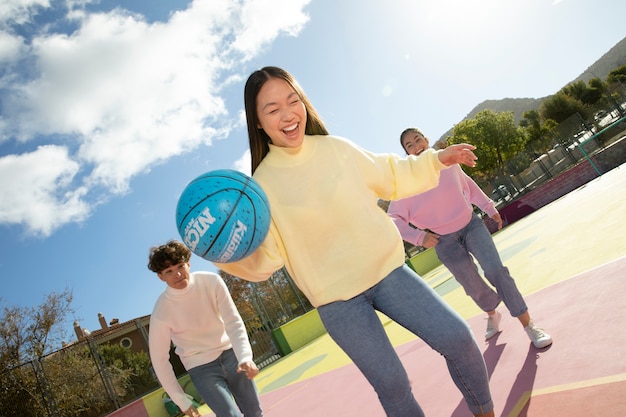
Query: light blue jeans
435,213,528,317
317,265,493,416
188,349,263,417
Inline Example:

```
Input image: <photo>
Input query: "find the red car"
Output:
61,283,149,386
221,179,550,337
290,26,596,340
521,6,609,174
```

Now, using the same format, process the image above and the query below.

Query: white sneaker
525,321,553,348
485,311,502,340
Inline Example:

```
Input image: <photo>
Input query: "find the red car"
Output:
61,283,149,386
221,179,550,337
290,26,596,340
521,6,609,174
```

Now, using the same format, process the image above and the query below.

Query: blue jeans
317,265,493,416
188,349,263,417
435,213,528,317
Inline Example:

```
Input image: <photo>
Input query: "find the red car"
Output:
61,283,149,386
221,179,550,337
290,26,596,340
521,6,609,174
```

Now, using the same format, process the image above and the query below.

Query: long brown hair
243,66,329,174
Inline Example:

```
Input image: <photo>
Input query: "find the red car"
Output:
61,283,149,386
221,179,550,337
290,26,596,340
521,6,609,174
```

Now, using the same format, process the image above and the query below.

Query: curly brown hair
147,240,191,273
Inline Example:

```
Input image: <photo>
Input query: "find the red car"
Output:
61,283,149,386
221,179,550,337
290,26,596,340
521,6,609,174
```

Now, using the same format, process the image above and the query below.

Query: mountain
572,36,626,84
438,36,626,143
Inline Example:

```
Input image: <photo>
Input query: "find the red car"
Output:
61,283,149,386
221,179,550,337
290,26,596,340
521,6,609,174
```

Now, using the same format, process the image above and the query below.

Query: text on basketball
219,220,248,262
183,207,216,251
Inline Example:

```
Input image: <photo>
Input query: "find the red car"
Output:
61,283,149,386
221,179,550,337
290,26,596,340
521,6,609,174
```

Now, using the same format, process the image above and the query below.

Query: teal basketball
176,170,271,263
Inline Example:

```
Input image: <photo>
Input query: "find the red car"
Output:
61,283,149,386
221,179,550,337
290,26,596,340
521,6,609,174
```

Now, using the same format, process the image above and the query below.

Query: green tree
519,110,559,153
0,288,74,366
519,110,541,143
0,289,103,417
448,109,525,177
585,78,607,105
42,344,124,417
99,344,157,401
603,65,626,118
539,91,587,124
562,79,605,105
0,290,141,417
607,64,626,85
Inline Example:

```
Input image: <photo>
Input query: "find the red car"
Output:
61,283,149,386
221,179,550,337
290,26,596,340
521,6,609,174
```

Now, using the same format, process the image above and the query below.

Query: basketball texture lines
176,170,271,263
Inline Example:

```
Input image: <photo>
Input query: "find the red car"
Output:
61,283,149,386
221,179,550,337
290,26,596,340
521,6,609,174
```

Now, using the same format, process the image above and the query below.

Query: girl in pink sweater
388,128,552,349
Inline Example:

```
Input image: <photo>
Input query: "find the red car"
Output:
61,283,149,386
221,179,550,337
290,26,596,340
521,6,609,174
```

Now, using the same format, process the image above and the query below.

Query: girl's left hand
490,212,503,230
437,143,477,167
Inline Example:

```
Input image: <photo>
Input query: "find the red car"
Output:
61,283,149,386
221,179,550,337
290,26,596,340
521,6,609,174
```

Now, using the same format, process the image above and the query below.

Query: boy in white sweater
148,240,263,417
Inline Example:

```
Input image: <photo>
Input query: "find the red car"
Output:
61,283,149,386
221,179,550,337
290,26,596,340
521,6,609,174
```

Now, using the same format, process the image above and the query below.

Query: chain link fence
488,112,625,205
1,338,135,417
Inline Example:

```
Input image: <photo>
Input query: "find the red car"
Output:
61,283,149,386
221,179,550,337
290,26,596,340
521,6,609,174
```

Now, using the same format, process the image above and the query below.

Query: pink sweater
388,164,497,246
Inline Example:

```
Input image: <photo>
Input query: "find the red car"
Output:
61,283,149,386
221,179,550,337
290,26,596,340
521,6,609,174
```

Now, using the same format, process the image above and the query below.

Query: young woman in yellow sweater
215,66,495,417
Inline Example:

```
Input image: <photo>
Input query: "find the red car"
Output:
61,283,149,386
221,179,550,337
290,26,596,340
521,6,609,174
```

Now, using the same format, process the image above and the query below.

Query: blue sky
1,0,625,340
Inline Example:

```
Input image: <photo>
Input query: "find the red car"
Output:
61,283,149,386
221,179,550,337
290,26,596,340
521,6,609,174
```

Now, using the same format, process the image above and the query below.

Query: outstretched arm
437,143,477,167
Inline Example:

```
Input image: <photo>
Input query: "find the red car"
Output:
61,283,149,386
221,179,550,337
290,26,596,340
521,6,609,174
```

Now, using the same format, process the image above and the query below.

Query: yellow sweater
215,135,445,307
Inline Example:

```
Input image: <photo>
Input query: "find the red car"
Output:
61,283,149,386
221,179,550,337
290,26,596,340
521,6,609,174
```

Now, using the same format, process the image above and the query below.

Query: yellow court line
506,373,626,417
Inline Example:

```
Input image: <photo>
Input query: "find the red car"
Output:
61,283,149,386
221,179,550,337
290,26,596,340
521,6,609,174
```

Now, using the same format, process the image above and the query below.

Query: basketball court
198,163,626,416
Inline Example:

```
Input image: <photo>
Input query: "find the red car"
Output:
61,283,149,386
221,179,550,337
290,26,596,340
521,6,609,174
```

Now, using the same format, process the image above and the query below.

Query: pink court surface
199,164,626,417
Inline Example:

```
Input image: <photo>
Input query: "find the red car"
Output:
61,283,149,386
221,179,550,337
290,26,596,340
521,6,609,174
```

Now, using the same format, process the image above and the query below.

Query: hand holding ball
176,170,271,263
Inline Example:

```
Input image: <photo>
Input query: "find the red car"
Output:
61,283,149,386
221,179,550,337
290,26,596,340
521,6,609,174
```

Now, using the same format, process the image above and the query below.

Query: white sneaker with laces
525,321,553,348
485,311,502,340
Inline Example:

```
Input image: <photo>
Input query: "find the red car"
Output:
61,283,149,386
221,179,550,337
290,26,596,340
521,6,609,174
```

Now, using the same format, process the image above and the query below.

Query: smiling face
401,130,430,156
255,77,307,148
157,262,191,290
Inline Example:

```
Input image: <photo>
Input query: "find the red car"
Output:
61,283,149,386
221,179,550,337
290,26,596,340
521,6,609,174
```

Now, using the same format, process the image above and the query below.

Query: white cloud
0,30,26,64
0,0,50,26
233,149,251,177
0,145,90,236
233,0,310,59
0,0,311,236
